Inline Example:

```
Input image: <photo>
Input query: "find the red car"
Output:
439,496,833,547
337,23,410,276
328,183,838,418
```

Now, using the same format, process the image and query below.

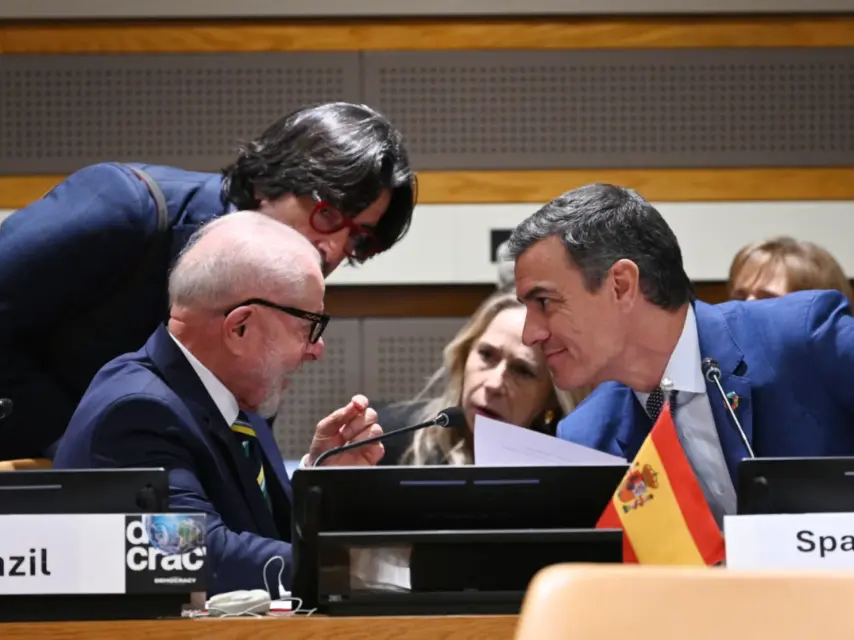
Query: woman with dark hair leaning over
0,101,416,459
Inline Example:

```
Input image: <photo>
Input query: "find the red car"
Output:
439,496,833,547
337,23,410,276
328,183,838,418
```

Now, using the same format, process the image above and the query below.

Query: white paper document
474,415,626,466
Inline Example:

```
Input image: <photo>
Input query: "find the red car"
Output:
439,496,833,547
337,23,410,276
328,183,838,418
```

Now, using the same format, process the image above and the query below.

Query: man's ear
222,307,253,353
610,259,640,308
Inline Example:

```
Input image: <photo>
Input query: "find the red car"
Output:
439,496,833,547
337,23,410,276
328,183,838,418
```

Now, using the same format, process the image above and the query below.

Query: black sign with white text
124,514,207,593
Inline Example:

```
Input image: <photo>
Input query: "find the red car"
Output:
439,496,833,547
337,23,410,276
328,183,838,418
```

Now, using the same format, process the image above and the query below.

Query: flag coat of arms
597,401,725,565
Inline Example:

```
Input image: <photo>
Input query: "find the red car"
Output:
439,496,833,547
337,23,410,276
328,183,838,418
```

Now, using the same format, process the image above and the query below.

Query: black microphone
312,406,466,468
701,358,754,458
0,398,12,421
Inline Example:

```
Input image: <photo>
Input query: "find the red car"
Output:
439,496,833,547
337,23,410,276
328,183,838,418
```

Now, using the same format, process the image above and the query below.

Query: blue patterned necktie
230,413,269,507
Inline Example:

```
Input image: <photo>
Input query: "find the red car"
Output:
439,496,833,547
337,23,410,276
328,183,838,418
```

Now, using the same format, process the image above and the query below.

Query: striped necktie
230,414,269,506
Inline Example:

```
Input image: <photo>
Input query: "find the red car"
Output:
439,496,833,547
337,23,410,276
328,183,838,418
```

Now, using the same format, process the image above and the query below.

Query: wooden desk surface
0,614,517,639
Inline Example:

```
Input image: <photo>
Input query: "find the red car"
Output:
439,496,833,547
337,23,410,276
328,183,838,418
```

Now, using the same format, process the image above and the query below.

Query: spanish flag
597,401,725,565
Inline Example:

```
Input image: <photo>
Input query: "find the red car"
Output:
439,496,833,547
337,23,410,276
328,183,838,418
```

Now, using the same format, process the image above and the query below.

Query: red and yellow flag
597,402,725,565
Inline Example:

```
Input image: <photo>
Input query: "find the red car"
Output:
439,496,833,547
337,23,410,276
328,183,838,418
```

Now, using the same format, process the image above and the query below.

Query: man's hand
307,394,384,467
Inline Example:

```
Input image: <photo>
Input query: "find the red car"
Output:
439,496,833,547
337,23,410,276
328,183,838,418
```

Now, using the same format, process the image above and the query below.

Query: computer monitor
738,457,854,515
0,468,168,514
0,468,181,623
291,463,627,614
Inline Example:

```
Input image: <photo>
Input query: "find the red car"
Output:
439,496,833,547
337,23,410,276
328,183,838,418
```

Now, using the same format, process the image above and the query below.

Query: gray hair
507,183,693,310
495,240,516,293
168,211,322,310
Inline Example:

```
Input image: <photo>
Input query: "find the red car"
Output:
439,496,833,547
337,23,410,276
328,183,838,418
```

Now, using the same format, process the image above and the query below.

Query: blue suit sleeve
82,396,291,597
805,292,854,417
0,163,156,452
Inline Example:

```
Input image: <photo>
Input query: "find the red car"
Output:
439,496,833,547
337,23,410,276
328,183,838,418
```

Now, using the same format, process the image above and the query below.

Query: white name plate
0,512,206,595
725,513,854,570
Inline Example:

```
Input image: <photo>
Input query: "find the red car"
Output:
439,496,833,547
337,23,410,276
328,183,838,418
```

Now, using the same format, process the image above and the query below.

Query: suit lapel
707,374,753,483
694,301,755,482
613,386,653,461
145,325,280,538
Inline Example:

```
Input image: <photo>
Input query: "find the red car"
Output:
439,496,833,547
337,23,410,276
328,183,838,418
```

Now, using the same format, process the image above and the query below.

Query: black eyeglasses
224,298,330,344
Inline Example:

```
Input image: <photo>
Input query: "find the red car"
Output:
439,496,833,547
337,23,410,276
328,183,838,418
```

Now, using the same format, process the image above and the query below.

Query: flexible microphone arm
0,398,12,421
701,358,755,458
311,406,466,468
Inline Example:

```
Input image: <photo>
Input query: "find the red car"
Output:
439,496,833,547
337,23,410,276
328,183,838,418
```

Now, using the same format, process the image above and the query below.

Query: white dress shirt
634,306,737,521
169,332,312,470
168,332,239,427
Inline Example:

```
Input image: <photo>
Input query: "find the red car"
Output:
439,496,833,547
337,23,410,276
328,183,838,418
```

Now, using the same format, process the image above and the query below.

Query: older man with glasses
54,212,383,596
0,101,415,459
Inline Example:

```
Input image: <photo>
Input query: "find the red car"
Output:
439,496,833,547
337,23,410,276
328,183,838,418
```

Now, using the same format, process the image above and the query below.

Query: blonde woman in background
729,236,853,305
378,292,589,466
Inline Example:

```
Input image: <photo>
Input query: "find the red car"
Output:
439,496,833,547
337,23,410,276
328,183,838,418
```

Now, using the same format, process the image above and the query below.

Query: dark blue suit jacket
0,163,227,457
556,290,854,484
53,325,293,596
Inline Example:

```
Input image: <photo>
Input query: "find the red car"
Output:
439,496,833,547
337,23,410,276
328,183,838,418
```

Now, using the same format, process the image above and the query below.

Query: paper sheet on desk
474,415,626,466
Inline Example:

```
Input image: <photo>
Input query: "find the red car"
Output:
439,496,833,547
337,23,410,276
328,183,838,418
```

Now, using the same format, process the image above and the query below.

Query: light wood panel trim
4,168,854,210
0,615,517,640
327,282,733,317
1,16,853,54
328,284,495,317
416,169,854,203
1,176,63,209
328,281,854,317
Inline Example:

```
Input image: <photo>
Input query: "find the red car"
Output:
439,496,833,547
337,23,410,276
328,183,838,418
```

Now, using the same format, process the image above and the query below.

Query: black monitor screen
0,468,168,515
738,457,854,515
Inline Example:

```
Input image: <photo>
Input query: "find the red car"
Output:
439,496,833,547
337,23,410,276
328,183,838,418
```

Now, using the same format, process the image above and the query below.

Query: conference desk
0,614,518,639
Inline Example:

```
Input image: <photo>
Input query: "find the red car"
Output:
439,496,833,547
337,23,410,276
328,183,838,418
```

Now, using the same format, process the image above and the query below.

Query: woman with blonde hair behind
728,236,852,305
378,292,588,466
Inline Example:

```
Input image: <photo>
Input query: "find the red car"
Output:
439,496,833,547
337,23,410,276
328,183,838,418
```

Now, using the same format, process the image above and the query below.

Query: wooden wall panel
2,14,850,318
4,168,854,210
414,169,854,204
326,283,740,318
1,17,853,54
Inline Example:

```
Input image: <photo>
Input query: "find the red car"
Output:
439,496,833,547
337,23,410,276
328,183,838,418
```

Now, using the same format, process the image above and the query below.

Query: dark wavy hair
222,102,416,261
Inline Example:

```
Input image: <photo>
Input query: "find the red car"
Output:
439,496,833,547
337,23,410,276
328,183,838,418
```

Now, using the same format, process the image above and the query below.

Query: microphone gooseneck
434,406,467,429
701,358,754,459
0,398,12,421
311,406,464,468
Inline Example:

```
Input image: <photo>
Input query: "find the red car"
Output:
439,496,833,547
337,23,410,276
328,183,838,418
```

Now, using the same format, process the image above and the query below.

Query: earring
543,409,555,425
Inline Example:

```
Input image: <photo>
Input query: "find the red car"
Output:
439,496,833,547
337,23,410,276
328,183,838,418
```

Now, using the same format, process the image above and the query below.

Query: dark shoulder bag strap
127,166,169,234
40,164,176,395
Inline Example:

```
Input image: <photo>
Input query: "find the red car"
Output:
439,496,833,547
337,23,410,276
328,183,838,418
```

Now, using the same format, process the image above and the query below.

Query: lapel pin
725,391,739,411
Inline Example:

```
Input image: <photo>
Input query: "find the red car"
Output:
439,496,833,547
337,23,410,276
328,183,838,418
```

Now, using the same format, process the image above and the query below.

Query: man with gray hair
509,183,854,525
54,211,384,596
495,240,516,294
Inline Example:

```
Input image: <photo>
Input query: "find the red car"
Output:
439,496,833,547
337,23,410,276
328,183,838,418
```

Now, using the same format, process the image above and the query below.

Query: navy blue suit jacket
556,290,854,485
53,325,293,596
0,163,226,457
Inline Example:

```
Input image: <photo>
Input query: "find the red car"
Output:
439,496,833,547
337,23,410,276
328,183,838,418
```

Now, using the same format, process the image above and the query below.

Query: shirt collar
168,331,240,426
635,304,706,400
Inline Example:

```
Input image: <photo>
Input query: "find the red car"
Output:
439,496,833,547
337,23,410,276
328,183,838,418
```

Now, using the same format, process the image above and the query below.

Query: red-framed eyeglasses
309,196,380,261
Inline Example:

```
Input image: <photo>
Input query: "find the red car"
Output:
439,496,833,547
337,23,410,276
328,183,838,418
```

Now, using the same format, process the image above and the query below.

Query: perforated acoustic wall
364,49,854,169
1,49,852,174
273,317,466,459
0,53,360,173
